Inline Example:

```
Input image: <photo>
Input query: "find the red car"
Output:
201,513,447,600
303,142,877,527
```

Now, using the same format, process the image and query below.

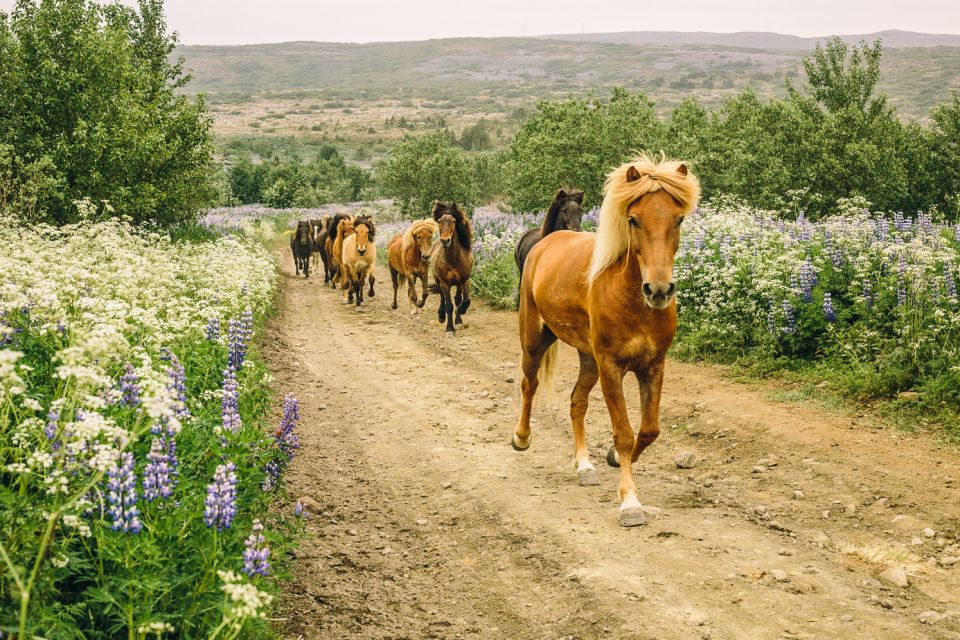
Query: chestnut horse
514,188,584,277
328,216,355,290
512,155,700,528
341,215,377,306
430,202,473,334
388,219,437,314
290,220,314,278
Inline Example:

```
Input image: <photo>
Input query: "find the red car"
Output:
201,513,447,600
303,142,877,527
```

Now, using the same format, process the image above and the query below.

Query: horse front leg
417,273,428,307
367,272,375,297
390,267,400,310
437,281,447,324
443,288,456,333
406,273,419,315
632,362,664,463
355,270,364,307
457,280,471,317
598,358,645,527
571,350,600,486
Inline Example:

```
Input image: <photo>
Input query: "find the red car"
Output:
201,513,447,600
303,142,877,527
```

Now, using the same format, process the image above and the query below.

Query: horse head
296,220,312,245
433,201,471,250
354,216,374,256
546,189,585,233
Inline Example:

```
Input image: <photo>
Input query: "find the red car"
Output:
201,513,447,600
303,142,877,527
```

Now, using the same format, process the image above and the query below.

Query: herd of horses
290,155,700,527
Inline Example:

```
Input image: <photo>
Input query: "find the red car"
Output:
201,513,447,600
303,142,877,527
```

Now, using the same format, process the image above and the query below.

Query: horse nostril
667,282,676,297
642,283,653,297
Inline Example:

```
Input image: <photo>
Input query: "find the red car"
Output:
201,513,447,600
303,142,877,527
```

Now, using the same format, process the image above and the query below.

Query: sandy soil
265,247,960,640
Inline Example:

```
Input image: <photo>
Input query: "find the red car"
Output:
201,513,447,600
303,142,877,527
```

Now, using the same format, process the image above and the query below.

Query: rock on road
266,248,960,640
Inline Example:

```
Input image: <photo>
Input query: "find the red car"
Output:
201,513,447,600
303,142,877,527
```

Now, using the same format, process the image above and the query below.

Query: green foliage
506,88,663,212
227,146,374,207
0,0,217,225
506,39,960,218
378,130,478,218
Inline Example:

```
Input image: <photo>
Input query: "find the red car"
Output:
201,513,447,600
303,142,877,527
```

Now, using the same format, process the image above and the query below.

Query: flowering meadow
0,218,303,638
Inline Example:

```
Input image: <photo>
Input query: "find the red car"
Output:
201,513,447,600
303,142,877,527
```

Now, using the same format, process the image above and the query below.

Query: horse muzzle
642,282,676,310
358,247,366,256
441,238,452,247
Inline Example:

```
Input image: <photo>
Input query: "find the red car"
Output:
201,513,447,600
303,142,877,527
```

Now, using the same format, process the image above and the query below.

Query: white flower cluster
217,569,273,631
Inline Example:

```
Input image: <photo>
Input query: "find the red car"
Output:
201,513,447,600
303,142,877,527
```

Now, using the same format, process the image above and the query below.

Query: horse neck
541,206,560,234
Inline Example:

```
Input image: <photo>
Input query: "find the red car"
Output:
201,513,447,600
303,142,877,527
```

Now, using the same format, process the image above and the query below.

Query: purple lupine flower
275,394,300,462
823,293,836,322
206,316,220,342
166,352,191,420
799,259,817,303
164,432,179,491
118,364,140,407
221,367,241,433
862,280,873,309
897,255,908,306
242,519,271,577
954,224,960,243
781,300,796,335
262,460,280,492
204,462,238,530
107,452,141,533
142,437,173,502
944,262,957,305
45,407,60,450
294,501,307,518
227,318,246,370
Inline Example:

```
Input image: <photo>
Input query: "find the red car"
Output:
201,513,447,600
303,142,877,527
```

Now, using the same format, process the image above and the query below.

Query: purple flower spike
242,519,271,577
107,452,141,533
781,300,796,335
118,364,141,407
276,394,301,462
823,293,836,322
166,352,191,420
45,407,60,450
143,437,173,502
221,367,242,433
206,316,221,342
204,462,238,530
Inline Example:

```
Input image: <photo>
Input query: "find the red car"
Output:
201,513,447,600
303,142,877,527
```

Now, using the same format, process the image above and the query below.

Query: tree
378,130,478,218
928,92,960,216
0,0,216,225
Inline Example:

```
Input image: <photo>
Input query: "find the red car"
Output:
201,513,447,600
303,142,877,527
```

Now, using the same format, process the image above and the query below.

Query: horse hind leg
390,267,401,310
571,350,600,486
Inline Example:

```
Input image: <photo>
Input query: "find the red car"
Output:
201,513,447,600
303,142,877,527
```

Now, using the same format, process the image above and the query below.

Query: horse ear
676,163,689,177
555,189,567,201
572,191,584,205
432,201,445,219
626,166,641,183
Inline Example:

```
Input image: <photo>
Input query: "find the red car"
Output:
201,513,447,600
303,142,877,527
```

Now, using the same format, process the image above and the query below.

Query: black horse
312,216,332,283
290,220,314,278
514,189,584,277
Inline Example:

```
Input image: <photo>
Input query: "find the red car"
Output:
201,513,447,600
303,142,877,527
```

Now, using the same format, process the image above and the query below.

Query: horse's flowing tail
537,341,558,402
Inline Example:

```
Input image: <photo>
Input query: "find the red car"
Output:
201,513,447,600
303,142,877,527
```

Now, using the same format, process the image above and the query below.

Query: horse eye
628,218,639,227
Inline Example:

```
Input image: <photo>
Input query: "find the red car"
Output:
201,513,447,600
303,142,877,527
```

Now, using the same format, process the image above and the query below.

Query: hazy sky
2,0,958,45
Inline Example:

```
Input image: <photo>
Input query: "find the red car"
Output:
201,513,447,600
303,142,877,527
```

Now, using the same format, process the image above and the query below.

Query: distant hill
178,31,960,119
541,29,960,50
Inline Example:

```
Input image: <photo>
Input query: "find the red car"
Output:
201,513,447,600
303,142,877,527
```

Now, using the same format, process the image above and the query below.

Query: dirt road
266,249,960,640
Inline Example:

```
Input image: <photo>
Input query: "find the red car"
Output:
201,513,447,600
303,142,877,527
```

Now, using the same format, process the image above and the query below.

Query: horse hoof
577,468,600,486
619,506,647,528
391,303,397,310
606,446,620,468
511,434,531,451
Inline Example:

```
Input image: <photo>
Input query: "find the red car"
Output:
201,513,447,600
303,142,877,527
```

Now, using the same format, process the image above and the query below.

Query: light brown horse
388,219,437,314
430,202,473,334
340,215,377,306
512,155,700,528
329,216,355,290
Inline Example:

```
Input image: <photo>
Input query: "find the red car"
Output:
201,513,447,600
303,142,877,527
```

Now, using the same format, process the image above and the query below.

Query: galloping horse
514,188,584,277
328,215,355,290
341,215,377,306
290,220,314,278
512,155,700,527
430,202,473,334
388,219,437,314
312,215,332,282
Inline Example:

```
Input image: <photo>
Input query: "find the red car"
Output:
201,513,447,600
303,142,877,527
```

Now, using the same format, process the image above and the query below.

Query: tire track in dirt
266,248,960,640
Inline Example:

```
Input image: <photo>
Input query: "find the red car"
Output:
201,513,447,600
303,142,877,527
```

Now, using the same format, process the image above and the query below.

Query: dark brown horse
512,155,700,528
514,188,584,276
290,220,314,278
430,202,473,334
311,216,331,282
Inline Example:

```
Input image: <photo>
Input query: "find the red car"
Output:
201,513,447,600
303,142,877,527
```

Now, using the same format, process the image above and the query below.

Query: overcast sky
1,0,958,45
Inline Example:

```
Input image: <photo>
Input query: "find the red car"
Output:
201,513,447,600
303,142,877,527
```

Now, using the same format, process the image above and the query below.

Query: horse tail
537,340,558,401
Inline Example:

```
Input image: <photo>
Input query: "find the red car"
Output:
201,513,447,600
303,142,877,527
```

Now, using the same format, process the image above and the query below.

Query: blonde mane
401,219,438,257
587,154,701,283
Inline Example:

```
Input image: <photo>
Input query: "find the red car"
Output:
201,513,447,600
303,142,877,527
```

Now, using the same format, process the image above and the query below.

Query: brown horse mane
541,189,584,234
432,201,472,251
328,213,352,241
354,214,375,240
401,219,438,257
